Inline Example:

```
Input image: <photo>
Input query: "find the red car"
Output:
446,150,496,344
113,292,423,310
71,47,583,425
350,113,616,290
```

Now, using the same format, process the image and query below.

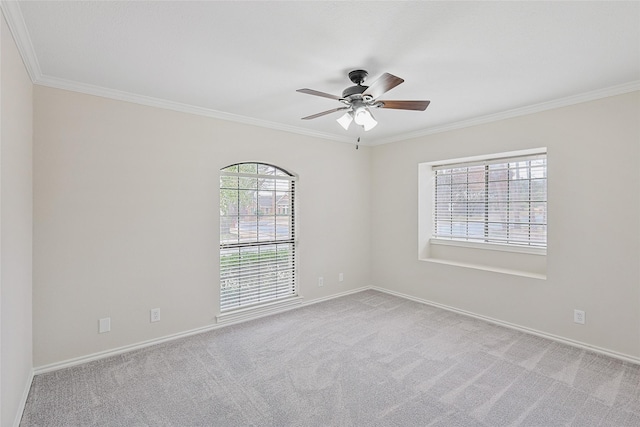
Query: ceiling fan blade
378,100,431,111
362,73,404,99
296,88,342,101
301,107,349,120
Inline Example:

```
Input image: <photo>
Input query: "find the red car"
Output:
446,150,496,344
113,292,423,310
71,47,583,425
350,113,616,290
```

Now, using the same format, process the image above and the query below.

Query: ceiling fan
296,69,430,132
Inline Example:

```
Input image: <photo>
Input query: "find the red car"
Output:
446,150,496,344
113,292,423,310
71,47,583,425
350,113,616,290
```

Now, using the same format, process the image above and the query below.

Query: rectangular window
432,153,547,248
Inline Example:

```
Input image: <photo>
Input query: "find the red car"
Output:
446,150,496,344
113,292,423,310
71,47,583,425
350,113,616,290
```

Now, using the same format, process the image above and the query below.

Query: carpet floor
20,290,640,426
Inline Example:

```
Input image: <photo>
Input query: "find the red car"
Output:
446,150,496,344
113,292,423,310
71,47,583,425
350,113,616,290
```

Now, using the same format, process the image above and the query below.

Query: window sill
216,296,303,324
430,238,546,256
423,238,546,278
420,257,547,280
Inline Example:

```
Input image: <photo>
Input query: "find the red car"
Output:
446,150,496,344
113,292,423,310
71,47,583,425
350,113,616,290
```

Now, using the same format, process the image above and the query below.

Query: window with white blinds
433,153,547,248
219,163,296,312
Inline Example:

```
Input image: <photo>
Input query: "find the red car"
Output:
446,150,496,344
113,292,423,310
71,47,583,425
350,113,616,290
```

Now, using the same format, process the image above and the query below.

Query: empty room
2,1,640,426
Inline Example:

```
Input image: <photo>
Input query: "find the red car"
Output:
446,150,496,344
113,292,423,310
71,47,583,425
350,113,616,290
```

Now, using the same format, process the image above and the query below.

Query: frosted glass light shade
354,108,377,131
336,112,353,130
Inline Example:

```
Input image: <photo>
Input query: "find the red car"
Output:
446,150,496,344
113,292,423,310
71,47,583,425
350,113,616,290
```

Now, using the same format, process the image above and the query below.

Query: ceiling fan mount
348,69,368,85
297,69,430,132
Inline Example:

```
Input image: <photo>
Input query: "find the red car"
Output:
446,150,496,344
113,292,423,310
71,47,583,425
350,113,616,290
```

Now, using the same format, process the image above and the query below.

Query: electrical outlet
99,317,111,333
151,308,161,322
574,309,585,325
318,277,324,287
339,273,344,282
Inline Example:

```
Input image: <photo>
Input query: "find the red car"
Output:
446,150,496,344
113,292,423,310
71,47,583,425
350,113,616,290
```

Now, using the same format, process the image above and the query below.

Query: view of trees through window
433,155,547,247
219,163,296,311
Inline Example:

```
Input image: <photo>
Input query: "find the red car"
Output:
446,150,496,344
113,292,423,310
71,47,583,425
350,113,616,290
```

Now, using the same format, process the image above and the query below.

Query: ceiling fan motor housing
342,85,368,99
342,69,370,100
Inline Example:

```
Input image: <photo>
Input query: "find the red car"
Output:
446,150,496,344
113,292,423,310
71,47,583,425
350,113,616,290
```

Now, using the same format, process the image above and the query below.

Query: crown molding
372,80,640,146
0,0,41,81
3,1,638,147
36,74,353,144
36,76,638,148
36,72,640,148
0,1,351,144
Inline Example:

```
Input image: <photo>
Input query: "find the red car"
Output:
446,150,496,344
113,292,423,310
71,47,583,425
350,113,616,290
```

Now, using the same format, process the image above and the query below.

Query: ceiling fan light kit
336,106,377,131
297,69,430,132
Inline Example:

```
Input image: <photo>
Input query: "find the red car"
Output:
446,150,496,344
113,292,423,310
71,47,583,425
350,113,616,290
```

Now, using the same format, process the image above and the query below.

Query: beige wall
33,86,372,367
26,53,640,368
1,12,33,427
371,91,640,358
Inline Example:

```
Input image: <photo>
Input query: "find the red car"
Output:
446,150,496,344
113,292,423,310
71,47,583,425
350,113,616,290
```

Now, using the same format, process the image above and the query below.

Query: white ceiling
4,1,640,145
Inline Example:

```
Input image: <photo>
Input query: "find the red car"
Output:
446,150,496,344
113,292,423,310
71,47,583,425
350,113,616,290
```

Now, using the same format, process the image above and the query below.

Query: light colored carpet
20,290,640,426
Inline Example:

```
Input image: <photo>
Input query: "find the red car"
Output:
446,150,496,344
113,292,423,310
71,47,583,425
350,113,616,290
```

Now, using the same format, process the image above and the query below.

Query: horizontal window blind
220,163,296,312
433,153,547,248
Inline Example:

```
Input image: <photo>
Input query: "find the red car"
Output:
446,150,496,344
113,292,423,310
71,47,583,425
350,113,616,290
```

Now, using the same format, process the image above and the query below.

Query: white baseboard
371,286,640,365
13,369,34,427
33,286,370,375
34,324,221,375
33,284,639,376
19,284,640,426
300,286,370,306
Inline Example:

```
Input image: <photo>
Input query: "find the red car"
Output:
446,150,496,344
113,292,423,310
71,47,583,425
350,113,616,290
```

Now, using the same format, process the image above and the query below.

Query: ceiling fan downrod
342,70,370,100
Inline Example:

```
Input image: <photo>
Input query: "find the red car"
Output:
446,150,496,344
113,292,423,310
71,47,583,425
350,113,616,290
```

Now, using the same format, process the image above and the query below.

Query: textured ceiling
5,1,640,145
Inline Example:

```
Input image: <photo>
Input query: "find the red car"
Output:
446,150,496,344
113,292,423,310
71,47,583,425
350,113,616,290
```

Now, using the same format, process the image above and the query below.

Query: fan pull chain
356,137,360,150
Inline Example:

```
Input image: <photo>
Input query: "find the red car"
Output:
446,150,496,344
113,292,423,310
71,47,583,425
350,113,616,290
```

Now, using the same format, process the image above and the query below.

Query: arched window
219,163,296,312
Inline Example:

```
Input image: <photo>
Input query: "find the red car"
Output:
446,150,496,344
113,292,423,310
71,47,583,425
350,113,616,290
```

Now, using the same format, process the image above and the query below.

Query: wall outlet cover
99,317,111,333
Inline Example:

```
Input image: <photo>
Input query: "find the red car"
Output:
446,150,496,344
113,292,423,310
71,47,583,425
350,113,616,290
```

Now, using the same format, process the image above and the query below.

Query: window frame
421,148,547,257
219,162,298,314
